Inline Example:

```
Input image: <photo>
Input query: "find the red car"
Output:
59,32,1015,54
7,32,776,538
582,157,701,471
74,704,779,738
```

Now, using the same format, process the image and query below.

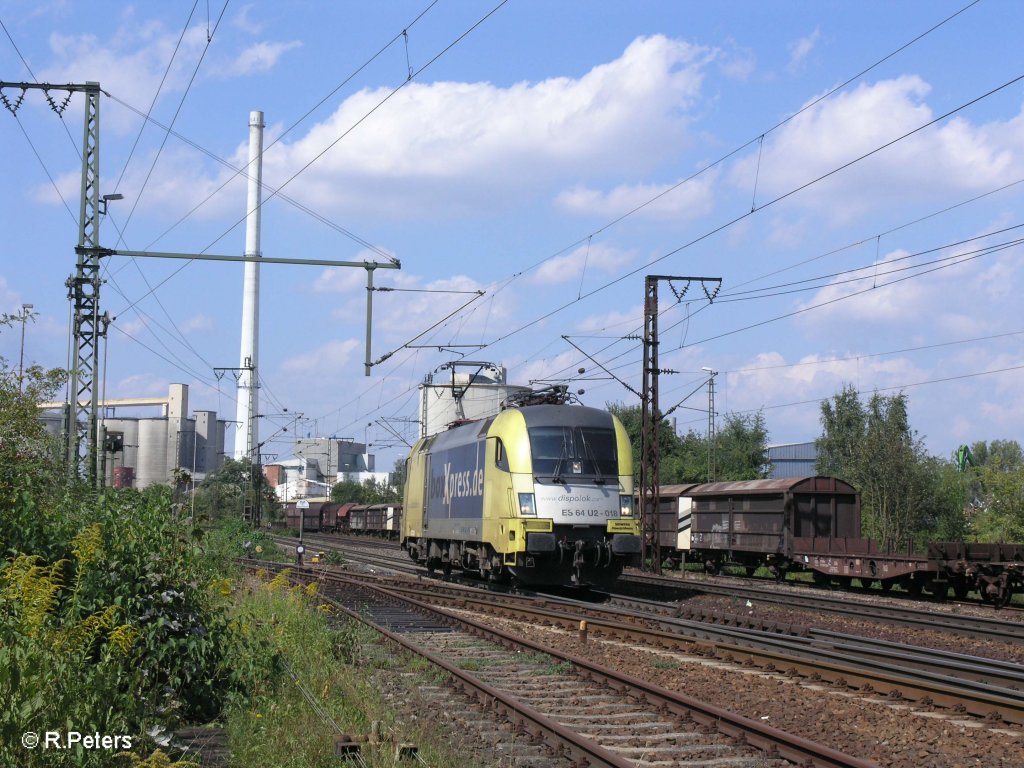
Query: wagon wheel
995,582,1014,609
953,581,970,600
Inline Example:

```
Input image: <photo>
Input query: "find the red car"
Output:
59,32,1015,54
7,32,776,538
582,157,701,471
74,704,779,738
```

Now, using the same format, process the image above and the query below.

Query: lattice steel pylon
67,83,105,483
0,80,105,482
640,274,720,573
639,277,663,573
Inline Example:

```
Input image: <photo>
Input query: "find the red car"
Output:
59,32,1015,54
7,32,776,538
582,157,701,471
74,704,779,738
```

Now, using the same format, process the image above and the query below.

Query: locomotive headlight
619,495,634,517
518,493,536,516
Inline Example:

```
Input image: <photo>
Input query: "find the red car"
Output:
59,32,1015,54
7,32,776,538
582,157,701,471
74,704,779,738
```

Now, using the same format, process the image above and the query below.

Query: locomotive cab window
528,426,617,481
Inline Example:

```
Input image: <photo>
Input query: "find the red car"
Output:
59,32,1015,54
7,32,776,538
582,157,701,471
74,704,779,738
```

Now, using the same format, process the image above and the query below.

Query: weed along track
255,563,873,768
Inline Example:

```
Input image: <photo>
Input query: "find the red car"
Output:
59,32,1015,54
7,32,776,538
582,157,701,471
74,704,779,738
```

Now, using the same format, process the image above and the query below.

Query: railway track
264,536,1024,718
619,572,1024,646
644,566,1024,612
280,534,1024,649
243,560,873,768
369,572,1024,726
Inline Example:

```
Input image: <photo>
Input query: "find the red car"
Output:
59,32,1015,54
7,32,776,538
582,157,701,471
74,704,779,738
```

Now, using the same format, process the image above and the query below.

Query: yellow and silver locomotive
402,391,640,587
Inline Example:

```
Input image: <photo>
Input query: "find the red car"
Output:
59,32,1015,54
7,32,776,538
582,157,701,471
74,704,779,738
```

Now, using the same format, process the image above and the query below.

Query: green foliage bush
0,356,290,764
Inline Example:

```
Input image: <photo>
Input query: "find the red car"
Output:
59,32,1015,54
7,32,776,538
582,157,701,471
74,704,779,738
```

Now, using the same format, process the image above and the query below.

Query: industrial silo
419,363,530,437
136,419,169,488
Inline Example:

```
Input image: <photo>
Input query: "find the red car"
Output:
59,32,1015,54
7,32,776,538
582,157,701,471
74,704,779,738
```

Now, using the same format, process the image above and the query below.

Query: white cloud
313,248,397,294
232,5,263,34
113,372,169,397
31,33,718,223
515,351,581,387
281,339,360,373
766,216,807,248
725,350,929,439
40,22,210,132
795,224,1024,338
787,28,820,72
260,35,715,217
215,40,302,77
531,243,634,285
554,169,718,222
180,313,214,333
31,143,249,221
116,317,148,337
718,39,755,81
36,15,300,132
730,76,1024,220
575,305,642,334
0,275,21,312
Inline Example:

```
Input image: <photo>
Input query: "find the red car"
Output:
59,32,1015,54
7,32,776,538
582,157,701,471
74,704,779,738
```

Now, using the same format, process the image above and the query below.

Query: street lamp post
18,303,33,393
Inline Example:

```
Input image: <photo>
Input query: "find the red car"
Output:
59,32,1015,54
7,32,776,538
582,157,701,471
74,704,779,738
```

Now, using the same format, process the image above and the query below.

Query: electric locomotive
401,391,640,587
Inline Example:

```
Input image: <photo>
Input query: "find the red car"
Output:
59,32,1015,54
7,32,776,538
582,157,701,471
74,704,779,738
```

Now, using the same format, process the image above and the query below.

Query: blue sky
1,0,1023,473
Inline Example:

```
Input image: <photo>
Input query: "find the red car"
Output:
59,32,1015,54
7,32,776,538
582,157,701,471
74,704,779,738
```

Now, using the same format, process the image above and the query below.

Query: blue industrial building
766,441,818,479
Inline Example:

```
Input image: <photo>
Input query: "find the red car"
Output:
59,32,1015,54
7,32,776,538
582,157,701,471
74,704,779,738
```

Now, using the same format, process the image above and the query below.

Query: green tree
606,402,686,483
191,457,279,522
915,455,971,542
714,412,770,481
815,383,865,483
330,477,400,504
971,439,1023,471
606,403,769,484
0,341,70,559
391,456,408,492
967,439,1024,541
330,479,368,503
816,386,929,550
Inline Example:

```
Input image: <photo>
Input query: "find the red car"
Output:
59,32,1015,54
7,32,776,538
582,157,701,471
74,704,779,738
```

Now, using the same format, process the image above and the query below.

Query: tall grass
225,574,478,768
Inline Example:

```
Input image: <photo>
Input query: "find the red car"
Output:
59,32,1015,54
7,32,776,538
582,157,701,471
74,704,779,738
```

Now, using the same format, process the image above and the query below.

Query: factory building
92,383,228,489
265,437,389,501
766,441,818,479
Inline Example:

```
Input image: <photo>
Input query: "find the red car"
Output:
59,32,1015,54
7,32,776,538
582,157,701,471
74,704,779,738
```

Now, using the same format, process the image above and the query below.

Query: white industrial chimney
234,111,264,460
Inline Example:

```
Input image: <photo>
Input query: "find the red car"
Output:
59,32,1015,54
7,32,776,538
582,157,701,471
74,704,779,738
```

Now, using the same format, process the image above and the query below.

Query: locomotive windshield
528,426,618,481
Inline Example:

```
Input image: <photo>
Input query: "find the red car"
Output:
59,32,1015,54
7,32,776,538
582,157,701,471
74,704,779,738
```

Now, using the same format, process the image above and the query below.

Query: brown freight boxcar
284,499,327,532
688,476,860,575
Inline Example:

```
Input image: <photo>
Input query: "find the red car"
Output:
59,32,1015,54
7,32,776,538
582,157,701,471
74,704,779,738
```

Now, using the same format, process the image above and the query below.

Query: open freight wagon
653,477,1023,603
